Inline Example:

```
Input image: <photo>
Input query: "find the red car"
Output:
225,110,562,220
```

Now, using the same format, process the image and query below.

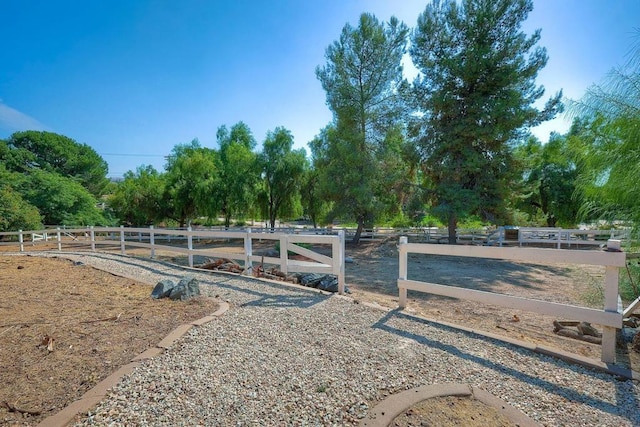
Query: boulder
169,276,200,301
318,275,339,292
299,273,325,287
295,273,349,293
151,279,175,299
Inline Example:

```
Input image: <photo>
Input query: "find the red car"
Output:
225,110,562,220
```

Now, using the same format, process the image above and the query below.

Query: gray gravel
18,252,640,426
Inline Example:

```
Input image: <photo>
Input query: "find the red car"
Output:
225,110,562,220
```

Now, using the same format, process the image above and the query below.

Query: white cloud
0,101,51,134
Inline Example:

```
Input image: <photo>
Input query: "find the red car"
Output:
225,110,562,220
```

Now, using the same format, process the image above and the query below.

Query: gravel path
25,252,640,426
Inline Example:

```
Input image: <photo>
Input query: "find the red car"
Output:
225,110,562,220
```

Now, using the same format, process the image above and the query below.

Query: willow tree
315,13,409,243
164,140,221,227
411,0,562,243
258,127,306,229
215,122,259,227
569,33,640,225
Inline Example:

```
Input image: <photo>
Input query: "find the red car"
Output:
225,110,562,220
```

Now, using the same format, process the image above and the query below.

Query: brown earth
0,255,219,426
390,396,516,427
343,238,639,372
1,237,638,426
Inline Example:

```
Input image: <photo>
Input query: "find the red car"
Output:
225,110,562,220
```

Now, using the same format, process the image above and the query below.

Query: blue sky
1,0,638,178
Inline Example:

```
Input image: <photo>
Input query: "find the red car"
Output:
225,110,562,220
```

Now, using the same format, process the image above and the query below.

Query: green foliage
18,169,108,226
216,122,260,227
620,262,640,301
569,33,640,225
0,183,42,231
4,131,109,196
0,132,111,228
108,165,166,226
457,215,489,230
410,0,562,243
300,167,329,228
164,140,222,227
418,214,443,228
385,213,413,228
315,13,410,243
513,133,580,227
274,241,311,256
259,127,306,228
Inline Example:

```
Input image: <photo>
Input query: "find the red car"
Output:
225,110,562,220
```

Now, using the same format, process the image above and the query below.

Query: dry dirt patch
391,396,516,427
344,239,639,371
0,255,219,426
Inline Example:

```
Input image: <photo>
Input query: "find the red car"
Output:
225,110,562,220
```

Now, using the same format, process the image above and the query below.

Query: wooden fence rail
0,226,346,295
397,236,627,363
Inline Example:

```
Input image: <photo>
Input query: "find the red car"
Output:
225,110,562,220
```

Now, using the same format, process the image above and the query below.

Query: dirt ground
0,255,219,426
1,237,638,426
390,396,515,427
343,238,639,371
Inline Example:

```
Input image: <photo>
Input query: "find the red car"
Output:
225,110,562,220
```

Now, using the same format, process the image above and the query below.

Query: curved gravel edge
359,383,539,426
5,251,640,426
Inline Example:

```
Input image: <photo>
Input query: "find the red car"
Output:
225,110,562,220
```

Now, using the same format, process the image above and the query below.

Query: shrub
620,261,640,301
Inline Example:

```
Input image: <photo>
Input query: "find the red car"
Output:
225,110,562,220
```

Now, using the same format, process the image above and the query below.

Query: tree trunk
447,213,457,244
352,215,365,244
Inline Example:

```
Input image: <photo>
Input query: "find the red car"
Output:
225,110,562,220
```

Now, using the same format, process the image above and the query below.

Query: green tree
410,0,562,243
514,133,579,227
18,169,107,226
109,165,166,226
258,127,306,229
164,140,221,227
216,122,260,227
4,131,109,196
0,165,42,231
569,33,640,224
316,13,409,243
300,166,329,228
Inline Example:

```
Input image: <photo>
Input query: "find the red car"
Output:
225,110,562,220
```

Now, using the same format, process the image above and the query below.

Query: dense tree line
2,0,638,246
0,131,111,230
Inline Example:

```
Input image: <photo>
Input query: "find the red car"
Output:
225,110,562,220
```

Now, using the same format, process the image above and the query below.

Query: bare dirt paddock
344,239,638,368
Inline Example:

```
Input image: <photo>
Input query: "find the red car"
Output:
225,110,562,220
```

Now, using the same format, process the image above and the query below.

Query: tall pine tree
411,0,562,243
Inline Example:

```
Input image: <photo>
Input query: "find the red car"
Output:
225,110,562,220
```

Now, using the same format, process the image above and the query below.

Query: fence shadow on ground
371,309,639,424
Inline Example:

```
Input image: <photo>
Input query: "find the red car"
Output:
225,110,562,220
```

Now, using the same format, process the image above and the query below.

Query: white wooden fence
516,227,629,248
397,236,627,363
0,226,346,295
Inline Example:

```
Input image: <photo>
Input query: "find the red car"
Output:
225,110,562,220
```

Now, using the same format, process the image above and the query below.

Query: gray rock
295,273,350,293
151,279,175,299
263,249,280,258
169,276,200,301
344,256,354,264
299,273,324,287
318,275,339,292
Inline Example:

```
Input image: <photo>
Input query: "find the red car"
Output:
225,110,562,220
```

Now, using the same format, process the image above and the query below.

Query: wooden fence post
150,225,155,259
187,226,193,268
120,225,125,255
244,228,252,273
90,226,96,252
398,236,408,308
279,234,288,274
57,227,62,251
601,239,622,363
338,230,345,295
19,230,24,252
